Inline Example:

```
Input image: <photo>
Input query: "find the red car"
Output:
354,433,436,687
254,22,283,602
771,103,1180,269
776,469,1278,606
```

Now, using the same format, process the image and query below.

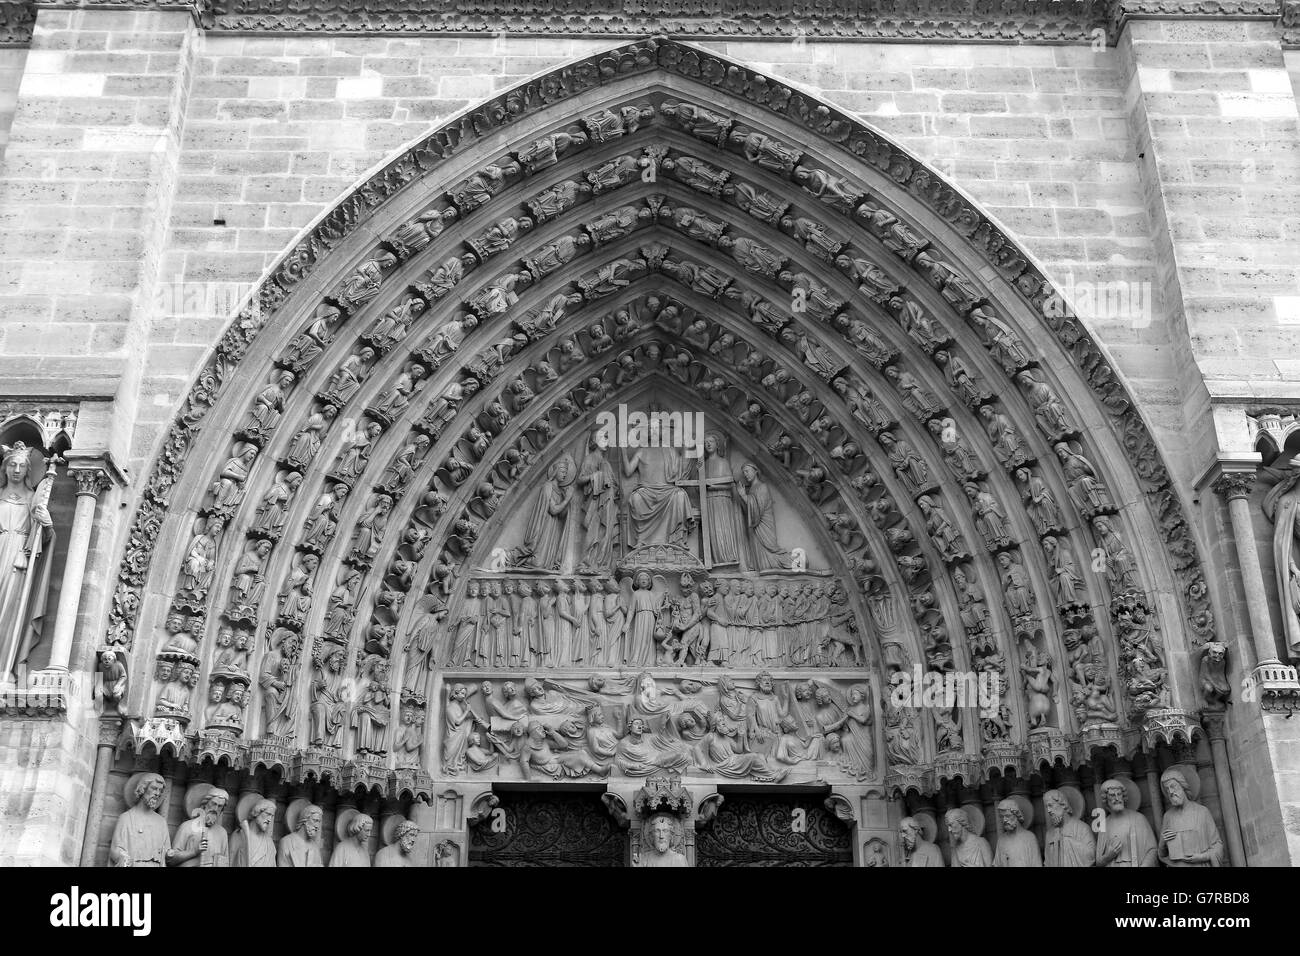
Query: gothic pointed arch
106,37,1219,800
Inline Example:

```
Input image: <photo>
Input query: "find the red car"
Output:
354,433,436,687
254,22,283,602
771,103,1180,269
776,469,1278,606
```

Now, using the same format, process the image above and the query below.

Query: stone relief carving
439,672,873,783
95,47,1226,865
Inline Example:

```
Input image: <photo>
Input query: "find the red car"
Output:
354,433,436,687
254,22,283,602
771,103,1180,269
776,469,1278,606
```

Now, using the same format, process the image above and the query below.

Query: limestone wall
1,12,1298,865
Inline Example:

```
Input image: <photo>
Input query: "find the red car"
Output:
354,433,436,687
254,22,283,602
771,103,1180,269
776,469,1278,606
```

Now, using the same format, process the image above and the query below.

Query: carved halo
183,781,218,819
122,772,166,809
1165,763,1201,801
1055,784,1085,822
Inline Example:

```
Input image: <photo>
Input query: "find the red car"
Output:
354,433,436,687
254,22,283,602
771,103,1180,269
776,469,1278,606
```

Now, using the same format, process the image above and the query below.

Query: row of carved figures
895,772,1223,868
437,575,860,670
108,776,454,868
144,93,1170,764
442,672,876,782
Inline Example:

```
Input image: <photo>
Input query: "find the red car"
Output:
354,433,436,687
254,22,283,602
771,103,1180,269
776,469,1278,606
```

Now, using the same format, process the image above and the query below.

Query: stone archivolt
106,40,1216,820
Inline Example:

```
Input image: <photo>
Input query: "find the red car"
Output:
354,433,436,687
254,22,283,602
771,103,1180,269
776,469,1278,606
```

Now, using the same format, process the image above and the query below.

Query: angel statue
621,571,668,668
0,442,56,685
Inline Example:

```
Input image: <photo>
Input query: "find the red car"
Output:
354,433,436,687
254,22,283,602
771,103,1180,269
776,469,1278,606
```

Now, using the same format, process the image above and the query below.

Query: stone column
78,715,123,866
1201,712,1246,867
41,466,111,676
1135,749,1162,835
1211,471,1290,673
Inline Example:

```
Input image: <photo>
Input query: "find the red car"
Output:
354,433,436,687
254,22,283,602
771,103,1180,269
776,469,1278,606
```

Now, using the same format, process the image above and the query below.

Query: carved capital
1200,710,1228,740
71,467,111,498
98,714,125,748
1211,471,1255,501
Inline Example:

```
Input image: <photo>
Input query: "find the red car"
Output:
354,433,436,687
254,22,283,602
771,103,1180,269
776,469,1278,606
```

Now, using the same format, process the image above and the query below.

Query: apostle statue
637,814,689,867
230,796,278,867
993,797,1041,867
1096,778,1157,867
1043,788,1096,867
376,819,422,867
110,773,172,867
945,807,992,867
738,461,788,570
173,785,230,867
899,816,944,867
1158,768,1224,867
330,810,374,867
0,442,55,685
277,801,325,867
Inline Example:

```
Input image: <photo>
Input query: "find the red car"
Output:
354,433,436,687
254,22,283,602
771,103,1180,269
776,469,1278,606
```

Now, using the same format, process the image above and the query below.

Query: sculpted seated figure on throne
622,417,694,550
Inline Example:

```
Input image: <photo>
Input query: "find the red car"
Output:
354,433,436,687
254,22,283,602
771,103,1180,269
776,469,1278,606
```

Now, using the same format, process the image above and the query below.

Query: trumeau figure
899,816,944,868
1158,769,1224,867
638,814,689,867
945,808,992,867
230,796,277,868
110,774,172,867
1043,788,1095,868
173,786,230,867
1096,778,1157,867
277,801,325,867
993,798,1041,867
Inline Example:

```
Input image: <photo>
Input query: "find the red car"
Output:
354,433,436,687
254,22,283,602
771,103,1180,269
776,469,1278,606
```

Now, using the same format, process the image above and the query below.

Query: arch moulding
101,38,1221,824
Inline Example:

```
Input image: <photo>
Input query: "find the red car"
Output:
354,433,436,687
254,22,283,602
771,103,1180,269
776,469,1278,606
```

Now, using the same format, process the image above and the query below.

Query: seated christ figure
623,416,693,549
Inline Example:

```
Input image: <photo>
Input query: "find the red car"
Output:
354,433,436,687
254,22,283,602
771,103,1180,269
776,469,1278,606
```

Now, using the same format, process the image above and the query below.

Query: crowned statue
0,442,57,685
